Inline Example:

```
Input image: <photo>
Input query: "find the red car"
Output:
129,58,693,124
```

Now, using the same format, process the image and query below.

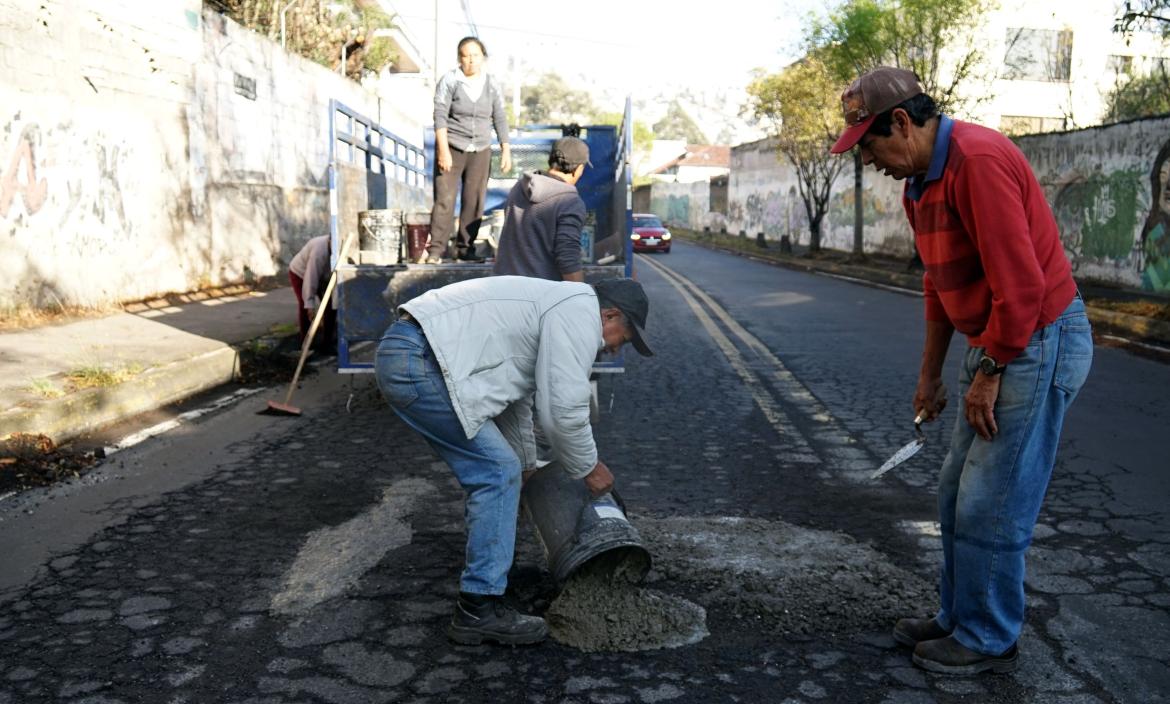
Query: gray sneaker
893,617,950,647
447,594,548,646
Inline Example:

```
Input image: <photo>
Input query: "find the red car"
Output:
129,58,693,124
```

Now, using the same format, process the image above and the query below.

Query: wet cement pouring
528,514,934,652
545,557,709,653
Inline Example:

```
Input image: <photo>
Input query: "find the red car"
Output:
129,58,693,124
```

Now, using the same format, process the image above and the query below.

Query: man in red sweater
831,67,1093,675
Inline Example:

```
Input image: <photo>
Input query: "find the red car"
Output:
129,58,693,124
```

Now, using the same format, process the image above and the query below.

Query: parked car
631,213,671,253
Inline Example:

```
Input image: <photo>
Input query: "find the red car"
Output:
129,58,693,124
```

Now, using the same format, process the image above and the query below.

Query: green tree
809,0,991,115
591,111,655,153
520,73,597,125
1104,66,1170,121
212,0,397,80
806,0,991,255
1115,0,1170,36
746,57,849,252
652,101,708,144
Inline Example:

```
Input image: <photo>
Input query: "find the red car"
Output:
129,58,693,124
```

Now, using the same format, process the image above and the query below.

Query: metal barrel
521,462,651,585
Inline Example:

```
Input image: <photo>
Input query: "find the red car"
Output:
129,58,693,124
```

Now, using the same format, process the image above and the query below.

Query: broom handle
283,230,357,405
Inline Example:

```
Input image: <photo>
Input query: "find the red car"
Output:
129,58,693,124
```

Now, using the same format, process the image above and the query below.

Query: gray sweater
433,69,508,152
493,172,587,280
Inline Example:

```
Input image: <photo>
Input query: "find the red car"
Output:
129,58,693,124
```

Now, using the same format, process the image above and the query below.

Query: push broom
264,230,357,416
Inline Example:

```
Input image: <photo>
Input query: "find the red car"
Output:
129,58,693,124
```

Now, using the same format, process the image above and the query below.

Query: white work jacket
399,276,602,478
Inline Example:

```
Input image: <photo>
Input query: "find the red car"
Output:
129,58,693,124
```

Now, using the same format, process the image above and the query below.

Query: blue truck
325,98,637,401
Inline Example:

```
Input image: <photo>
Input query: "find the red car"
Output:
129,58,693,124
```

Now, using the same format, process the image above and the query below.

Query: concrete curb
0,347,240,444
679,235,1170,347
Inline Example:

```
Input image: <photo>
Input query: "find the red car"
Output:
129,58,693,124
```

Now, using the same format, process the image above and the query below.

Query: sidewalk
0,285,298,445
676,229,1170,348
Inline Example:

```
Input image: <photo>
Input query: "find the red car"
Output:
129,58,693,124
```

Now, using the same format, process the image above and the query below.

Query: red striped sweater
904,120,1077,364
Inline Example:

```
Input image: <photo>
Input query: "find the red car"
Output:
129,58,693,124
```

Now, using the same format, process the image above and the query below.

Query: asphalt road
1,240,1167,703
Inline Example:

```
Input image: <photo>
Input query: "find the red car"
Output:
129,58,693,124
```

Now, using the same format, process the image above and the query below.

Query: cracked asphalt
1,240,1167,703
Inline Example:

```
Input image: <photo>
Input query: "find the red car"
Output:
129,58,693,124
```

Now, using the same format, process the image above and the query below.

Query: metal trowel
871,414,926,480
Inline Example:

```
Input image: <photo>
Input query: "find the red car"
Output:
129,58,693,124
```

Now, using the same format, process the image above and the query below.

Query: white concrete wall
648,180,710,231
726,116,1170,291
0,1,425,310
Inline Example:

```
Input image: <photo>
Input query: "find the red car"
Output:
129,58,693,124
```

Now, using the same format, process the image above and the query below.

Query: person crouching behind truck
493,136,592,282
375,276,653,645
288,235,336,353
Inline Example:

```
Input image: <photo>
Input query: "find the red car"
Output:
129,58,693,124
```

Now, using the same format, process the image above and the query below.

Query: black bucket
521,462,651,585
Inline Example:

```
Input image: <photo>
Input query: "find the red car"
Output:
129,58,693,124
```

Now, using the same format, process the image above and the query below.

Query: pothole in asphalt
635,516,937,636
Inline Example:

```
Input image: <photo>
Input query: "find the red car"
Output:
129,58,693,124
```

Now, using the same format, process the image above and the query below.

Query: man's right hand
583,461,614,497
914,375,948,422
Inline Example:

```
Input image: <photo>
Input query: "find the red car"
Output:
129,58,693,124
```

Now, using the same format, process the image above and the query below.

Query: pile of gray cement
546,560,708,653
636,516,937,635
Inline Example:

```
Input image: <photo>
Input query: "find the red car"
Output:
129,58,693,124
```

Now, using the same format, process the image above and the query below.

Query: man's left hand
965,370,1001,441
500,146,512,174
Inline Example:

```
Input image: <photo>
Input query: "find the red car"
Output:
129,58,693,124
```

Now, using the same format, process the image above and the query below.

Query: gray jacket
492,172,586,280
433,69,509,152
399,277,602,478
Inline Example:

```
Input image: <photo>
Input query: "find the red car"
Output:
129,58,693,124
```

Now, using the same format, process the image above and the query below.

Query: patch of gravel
636,516,936,635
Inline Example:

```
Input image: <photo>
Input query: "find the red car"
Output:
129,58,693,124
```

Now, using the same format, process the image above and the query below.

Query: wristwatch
978,354,1005,376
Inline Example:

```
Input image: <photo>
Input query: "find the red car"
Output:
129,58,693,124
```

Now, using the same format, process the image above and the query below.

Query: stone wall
0,1,423,310
724,117,1170,290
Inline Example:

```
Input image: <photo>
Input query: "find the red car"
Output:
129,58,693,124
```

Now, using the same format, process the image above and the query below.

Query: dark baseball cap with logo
593,278,653,356
830,66,927,154
550,136,592,169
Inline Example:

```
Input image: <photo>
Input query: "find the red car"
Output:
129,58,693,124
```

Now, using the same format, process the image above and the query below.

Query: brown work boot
913,635,1019,675
447,593,548,646
893,617,950,647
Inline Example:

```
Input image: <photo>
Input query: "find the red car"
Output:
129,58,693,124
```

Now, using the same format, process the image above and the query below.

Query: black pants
429,147,491,258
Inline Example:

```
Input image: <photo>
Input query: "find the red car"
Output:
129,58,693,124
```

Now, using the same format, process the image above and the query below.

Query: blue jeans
375,320,522,596
934,296,1093,654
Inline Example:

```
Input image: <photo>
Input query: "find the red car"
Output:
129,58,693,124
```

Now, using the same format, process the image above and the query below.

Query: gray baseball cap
594,278,653,356
550,136,592,169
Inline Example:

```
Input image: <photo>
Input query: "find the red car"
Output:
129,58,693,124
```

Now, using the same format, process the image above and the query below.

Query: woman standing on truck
421,36,512,264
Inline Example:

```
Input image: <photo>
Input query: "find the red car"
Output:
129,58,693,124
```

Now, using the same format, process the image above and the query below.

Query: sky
386,0,825,96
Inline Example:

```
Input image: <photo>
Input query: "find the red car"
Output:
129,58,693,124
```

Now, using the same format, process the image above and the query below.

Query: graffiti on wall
827,187,891,228
665,195,689,226
1,124,48,219
728,187,807,239
1053,168,1141,264
1141,141,1170,292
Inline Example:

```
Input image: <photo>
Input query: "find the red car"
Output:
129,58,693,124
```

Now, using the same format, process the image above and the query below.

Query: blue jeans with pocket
934,296,1093,654
375,320,521,596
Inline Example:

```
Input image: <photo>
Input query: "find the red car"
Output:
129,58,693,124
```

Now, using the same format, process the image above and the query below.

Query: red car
631,213,672,253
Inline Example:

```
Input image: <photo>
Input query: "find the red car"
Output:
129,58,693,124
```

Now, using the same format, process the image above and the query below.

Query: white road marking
639,254,873,481
102,387,265,455
1100,334,1170,355
817,270,924,297
271,477,434,615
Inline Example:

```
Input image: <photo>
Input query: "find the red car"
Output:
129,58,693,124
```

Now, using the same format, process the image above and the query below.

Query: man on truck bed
374,275,653,645
493,136,591,281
